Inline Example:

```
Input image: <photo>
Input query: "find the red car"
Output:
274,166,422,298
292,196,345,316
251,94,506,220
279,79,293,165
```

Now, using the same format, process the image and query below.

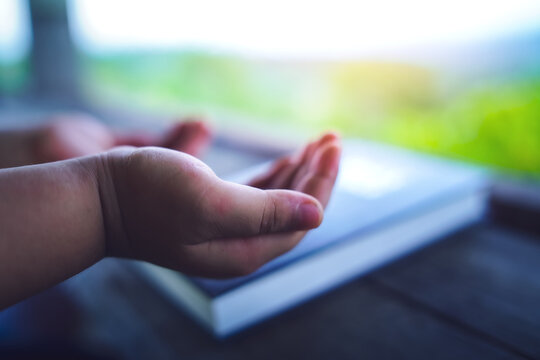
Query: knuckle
258,193,278,234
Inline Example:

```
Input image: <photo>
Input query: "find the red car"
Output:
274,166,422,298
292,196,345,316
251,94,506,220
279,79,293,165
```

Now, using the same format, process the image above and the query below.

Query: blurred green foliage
80,51,540,174
0,59,30,94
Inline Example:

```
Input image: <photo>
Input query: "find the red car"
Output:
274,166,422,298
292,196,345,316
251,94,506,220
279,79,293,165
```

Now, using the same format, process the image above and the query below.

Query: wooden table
0,141,539,360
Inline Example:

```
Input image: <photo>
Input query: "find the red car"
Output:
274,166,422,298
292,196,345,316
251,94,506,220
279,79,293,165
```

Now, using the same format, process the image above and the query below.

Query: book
134,140,489,337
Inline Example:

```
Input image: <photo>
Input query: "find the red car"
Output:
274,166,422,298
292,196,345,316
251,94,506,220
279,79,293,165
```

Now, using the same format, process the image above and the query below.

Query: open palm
180,133,341,277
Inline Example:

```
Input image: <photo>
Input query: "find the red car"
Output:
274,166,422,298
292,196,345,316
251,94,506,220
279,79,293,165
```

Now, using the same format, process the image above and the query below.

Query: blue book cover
190,141,487,297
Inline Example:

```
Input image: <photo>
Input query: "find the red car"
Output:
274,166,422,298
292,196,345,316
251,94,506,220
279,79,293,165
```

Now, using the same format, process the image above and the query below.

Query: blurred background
1,0,540,175
2,1,540,359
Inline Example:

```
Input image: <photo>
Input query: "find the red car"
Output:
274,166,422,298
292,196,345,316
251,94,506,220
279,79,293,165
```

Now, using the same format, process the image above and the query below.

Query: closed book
135,140,489,337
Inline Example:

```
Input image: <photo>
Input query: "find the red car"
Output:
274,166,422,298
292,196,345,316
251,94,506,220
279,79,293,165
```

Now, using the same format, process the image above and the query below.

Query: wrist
80,148,133,258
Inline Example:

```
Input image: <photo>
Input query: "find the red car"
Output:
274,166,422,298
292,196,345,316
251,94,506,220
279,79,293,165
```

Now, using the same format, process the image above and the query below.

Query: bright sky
0,0,31,62
68,0,540,58
2,0,540,61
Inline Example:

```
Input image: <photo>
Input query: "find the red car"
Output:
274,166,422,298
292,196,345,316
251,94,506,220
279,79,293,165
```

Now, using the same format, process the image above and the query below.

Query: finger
264,158,300,189
297,140,341,208
176,231,307,278
160,120,212,156
266,132,337,189
204,180,323,239
263,139,317,189
248,156,292,188
114,133,157,147
248,132,340,190
291,132,340,189
39,119,115,161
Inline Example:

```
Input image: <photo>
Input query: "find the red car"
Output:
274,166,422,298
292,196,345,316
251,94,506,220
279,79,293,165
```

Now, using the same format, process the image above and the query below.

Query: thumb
206,180,323,238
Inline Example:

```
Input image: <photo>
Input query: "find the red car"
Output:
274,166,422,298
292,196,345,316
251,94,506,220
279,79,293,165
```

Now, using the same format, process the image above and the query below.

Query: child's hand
98,133,341,278
32,113,211,164
0,131,339,307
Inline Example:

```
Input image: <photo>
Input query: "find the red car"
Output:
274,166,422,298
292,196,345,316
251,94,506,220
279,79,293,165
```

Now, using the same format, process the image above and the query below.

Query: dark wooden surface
1,145,539,360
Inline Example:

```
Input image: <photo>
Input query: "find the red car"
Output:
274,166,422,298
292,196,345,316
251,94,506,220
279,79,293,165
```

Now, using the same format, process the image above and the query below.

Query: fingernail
296,202,323,229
